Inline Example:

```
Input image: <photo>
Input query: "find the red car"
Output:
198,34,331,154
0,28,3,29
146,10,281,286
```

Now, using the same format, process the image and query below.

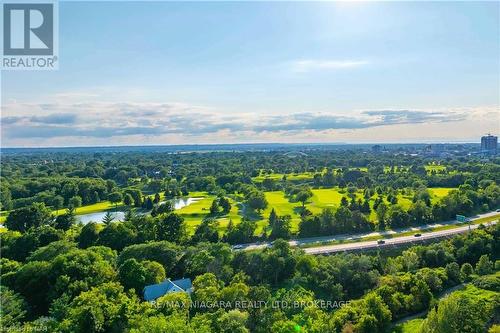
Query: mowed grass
0,186,456,236
264,191,298,216
175,193,254,234
253,187,453,232
253,172,315,182
308,189,345,212
177,196,215,231
425,164,447,172
392,318,424,333
58,201,123,216
259,189,357,231
0,200,124,224
253,166,449,184
429,187,454,200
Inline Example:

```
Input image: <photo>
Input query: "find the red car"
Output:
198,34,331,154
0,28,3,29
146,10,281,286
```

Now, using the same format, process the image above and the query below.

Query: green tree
101,211,114,225
8,261,51,315
219,197,232,214
69,196,83,209
0,185,13,211
54,208,76,230
387,205,410,228
334,206,353,233
155,292,192,317
118,258,165,294
78,222,101,248
144,197,154,210
445,262,462,284
376,202,388,230
209,199,220,215
460,263,474,281
129,315,198,333
246,191,268,213
98,222,137,251
476,255,493,275
411,279,433,311
157,213,187,243
117,241,180,276
48,249,117,303
421,287,495,333
295,189,313,208
91,191,100,203
123,193,134,206
268,208,278,229
51,195,65,210
409,200,432,225
192,218,220,243
58,282,139,333
193,273,221,304
108,192,123,209
217,310,249,333
269,215,292,240
224,219,256,244
152,202,174,217
27,240,77,262
0,286,28,329
5,203,52,233
362,293,392,332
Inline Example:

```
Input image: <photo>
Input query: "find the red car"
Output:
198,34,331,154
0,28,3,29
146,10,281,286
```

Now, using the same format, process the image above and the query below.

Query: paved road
236,211,499,254
305,220,497,255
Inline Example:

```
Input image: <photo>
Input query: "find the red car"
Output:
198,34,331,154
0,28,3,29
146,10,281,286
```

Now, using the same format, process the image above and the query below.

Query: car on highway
377,240,385,244
232,245,244,250
414,233,422,237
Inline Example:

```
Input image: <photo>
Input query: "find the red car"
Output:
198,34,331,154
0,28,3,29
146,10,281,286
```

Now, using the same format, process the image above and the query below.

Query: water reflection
76,197,202,224
77,211,125,224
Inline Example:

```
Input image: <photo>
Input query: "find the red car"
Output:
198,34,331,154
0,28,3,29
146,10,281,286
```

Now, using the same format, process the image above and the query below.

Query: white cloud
290,59,369,73
3,100,493,147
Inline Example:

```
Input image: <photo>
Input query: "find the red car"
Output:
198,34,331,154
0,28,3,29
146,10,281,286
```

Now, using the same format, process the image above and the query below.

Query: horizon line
0,140,488,150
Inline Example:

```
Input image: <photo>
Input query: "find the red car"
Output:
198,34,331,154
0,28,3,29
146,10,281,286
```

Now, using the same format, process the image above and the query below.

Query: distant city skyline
1,1,499,147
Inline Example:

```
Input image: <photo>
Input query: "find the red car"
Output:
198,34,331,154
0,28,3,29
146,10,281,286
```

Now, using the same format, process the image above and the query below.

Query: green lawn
0,186,458,235
265,191,299,216
261,189,349,231
425,164,447,173
308,188,345,213
176,194,215,231
260,188,362,230
181,187,456,234
253,172,316,182
59,201,123,216
0,200,124,224
429,187,454,201
176,193,257,234
392,318,424,333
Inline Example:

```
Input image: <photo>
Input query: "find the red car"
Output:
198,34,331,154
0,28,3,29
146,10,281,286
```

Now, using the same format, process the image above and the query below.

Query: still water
76,197,202,224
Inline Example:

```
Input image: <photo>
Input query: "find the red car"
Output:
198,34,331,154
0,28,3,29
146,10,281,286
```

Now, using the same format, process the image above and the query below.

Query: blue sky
1,1,499,147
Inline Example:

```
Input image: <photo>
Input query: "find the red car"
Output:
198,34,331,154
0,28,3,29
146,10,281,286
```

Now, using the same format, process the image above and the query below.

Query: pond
76,197,202,224
172,197,202,210
77,211,125,224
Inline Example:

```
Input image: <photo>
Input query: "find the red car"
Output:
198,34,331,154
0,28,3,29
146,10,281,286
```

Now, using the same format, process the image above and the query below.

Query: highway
236,211,499,255
304,220,497,255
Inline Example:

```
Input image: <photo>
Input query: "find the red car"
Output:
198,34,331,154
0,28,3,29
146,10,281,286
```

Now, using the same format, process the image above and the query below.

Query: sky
1,1,499,147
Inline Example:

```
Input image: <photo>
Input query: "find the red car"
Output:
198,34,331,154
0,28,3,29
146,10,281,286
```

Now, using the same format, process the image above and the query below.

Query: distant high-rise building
481,134,498,154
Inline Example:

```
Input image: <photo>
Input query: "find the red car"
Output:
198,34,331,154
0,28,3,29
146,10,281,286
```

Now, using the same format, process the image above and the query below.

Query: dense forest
0,147,499,332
